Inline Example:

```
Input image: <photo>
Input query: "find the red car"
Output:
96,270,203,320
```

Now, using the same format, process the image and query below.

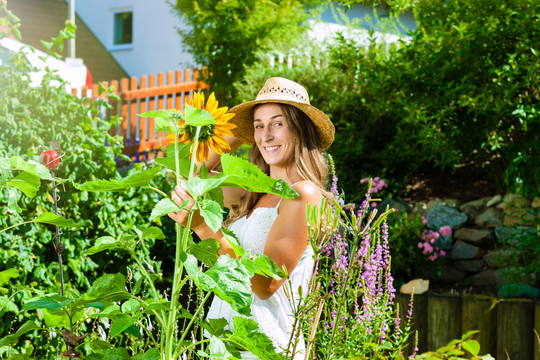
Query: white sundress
206,200,315,359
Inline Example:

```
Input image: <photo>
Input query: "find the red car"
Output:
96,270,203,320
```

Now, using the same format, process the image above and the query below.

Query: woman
169,77,335,359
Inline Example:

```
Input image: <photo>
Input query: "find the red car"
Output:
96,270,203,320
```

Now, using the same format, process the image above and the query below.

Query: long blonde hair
226,103,332,225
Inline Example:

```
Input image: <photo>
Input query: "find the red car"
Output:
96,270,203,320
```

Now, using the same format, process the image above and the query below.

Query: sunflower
167,92,236,163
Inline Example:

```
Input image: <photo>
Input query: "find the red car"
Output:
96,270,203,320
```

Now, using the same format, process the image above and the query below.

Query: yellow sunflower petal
212,107,228,120
198,92,205,109
178,133,191,144
206,92,219,113
217,112,236,123
208,136,231,155
211,135,231,151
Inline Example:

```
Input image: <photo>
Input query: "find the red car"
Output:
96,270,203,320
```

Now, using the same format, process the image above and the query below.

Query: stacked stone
404,194,540,289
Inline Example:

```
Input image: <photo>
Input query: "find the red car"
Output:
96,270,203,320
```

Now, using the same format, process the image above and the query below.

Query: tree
172,0,324,103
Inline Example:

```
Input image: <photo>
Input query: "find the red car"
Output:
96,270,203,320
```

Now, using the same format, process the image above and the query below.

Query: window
113,11,133,46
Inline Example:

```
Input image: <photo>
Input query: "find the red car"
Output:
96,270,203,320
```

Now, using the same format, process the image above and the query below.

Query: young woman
169,77,335,359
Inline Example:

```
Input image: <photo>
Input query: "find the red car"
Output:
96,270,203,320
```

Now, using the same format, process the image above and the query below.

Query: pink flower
439,225,452,237
422,243,433,255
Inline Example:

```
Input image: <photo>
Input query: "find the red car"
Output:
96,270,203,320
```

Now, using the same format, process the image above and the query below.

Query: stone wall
396,194,540,290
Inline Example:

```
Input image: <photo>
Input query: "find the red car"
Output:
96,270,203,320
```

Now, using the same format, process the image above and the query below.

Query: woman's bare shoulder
290,180,323,204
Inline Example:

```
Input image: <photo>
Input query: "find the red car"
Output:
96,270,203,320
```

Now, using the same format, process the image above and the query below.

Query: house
6,0,128,83
74,0,193,79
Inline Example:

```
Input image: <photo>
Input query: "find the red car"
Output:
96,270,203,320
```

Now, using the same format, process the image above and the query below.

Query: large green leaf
251,254,286,280
26,160,59,182
154,117,177,134
149,198,188,221
228,317,282,360
0,321,41,347
7,171,40,198
9,156,60,182
43,308,69,327
221,228,245,257
166,142,191,160
208,336,234,359
154,157,192,179
181,252,252,316
85,235,137,256
184,177,227,199
199,163,225,207
139,226,166,240
86,340,114,352
220,154,298,198
23,295,72,311
87,273,129,300
75,167,161,192
187,238,220,267
110,314,139,338
32,212,82,228
138,110,174,118
0,268,19,285
184,105,216,126
86,347,132,360
197,199,223,233
132,348,160,360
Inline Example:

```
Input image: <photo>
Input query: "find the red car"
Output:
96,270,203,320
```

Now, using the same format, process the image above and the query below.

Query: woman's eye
274,122,282,127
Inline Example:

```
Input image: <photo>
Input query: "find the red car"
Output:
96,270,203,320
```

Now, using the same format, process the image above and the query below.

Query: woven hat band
255,78,310,104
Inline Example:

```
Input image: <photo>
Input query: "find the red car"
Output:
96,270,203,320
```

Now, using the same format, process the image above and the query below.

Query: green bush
330,0,539,197
0,12,175,358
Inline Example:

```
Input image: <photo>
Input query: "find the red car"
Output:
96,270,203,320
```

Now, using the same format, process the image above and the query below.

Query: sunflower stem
188,126,201,181
165,122,201,360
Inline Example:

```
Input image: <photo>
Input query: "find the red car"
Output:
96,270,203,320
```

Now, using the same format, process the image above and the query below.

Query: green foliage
498,283,540,300
0,11,174,359
332,0,539,197
415,331,494,360
387,211,429,280
172,0,325,101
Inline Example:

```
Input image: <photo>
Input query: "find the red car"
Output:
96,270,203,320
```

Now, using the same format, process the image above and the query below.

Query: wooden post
395,293,428,356
427,293,462,350
497,299,534,360
461,294,497,357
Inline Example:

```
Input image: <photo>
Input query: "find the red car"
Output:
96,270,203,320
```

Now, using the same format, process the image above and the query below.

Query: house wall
75,0,194,79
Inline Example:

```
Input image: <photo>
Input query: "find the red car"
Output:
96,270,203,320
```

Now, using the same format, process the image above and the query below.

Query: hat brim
229,99,335,151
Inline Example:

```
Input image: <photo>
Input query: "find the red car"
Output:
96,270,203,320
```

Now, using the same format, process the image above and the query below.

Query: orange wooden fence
76,68,209,163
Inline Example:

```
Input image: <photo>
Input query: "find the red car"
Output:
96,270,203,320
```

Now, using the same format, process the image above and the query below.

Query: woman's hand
168,183,196,227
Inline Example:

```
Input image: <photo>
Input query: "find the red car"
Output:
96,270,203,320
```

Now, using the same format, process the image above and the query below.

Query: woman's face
253,103,296,169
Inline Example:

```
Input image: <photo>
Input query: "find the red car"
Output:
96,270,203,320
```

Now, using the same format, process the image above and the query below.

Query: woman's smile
253,104,295,169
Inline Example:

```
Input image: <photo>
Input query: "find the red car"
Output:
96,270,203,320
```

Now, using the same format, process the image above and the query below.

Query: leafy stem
165,124,201,360
147,185,168,198
0,220,34,234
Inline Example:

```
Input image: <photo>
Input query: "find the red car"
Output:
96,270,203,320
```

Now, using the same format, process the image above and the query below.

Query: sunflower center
185,124,215,142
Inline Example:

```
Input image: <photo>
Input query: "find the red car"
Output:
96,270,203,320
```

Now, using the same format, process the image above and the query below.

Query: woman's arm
251,181,322,300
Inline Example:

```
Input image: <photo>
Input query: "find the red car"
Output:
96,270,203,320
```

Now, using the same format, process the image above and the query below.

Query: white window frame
110,7,133,51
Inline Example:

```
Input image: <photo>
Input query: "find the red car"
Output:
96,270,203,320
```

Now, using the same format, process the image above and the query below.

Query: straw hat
229,77,335,150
